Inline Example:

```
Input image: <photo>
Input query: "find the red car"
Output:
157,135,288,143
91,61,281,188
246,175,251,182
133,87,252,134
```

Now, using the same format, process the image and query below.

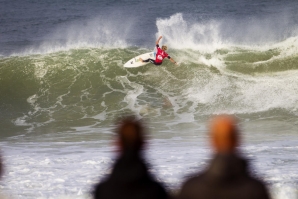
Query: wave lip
12,15,131,56
156,12,298,52
156,13,225,53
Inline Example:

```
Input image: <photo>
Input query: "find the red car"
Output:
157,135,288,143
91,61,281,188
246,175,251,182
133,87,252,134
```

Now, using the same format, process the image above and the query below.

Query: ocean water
1,0,298,198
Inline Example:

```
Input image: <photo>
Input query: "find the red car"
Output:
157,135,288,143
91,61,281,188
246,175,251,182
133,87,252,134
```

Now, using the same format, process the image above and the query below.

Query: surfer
140,36,178,66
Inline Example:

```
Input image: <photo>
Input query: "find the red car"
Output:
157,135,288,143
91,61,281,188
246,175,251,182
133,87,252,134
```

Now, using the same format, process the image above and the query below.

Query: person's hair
162,45,168,51
115,116,145,151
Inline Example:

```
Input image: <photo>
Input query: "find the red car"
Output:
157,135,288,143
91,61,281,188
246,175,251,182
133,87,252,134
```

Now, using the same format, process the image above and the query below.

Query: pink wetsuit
143,45,171,65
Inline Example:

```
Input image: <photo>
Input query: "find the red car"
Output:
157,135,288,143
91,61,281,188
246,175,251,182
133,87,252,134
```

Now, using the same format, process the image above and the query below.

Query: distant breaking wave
8,12,298,56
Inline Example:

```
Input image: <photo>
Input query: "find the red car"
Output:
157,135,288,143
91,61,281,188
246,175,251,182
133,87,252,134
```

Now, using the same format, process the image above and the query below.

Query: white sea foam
183,70,298,115
116,76,146,116
156,13,225,53
2,135,298,199
156,13,298,53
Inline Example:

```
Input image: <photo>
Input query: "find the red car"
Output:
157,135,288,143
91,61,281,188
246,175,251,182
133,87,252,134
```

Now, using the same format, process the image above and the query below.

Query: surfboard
123,52,155,68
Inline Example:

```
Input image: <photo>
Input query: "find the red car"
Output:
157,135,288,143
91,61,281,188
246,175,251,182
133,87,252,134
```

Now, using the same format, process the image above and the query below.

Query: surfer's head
209,115,239,154
162,45,167,51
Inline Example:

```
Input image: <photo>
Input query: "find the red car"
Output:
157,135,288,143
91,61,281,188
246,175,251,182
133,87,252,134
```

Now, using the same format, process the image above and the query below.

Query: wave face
1,31,298,136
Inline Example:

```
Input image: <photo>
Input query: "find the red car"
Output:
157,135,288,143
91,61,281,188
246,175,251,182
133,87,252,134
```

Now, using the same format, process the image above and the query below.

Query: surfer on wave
140,36,178,66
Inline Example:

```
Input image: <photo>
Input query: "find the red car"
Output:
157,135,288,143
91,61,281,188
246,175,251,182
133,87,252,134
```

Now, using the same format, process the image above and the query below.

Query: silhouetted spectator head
209,115,239,154
115,116,145,152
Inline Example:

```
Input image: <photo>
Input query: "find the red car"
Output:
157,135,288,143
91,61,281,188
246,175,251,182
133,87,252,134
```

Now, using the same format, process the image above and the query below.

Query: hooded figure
93,116,169,199
177,115,271,199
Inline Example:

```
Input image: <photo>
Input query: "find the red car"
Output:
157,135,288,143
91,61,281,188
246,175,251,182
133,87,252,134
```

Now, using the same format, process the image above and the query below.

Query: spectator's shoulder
244,175,271,199
181,173,204,189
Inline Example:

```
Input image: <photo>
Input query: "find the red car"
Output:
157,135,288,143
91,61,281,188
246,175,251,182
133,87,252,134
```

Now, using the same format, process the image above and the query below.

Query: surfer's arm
156,36,162,45
168,57,178,65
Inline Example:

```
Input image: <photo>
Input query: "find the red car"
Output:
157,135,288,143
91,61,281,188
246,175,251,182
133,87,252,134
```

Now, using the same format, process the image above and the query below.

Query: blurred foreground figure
93,116,169,199
177,115,271,199
0,154,8,199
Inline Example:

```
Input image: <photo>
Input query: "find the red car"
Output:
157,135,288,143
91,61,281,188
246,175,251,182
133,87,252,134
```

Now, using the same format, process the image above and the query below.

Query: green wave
0,47,297,136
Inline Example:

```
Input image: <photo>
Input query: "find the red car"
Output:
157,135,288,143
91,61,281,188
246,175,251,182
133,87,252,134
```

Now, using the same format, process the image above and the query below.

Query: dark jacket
177,154,271,199
93,150,169,199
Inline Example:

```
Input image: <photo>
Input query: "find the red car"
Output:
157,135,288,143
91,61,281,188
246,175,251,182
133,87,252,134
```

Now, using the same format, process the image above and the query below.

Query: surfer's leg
149,59,162,66
148,59,155,64
142,59,159,65
142,59,150,63
142,59,154,63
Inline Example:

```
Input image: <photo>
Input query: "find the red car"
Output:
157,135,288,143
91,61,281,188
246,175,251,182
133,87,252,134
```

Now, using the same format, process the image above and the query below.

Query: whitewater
1,0,298,198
